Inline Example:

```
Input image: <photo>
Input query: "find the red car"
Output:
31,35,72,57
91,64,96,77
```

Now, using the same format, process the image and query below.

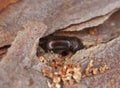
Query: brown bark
0,0,120,88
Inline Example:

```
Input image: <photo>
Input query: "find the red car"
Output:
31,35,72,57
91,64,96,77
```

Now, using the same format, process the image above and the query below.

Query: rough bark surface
0,0,18,12
0,0,120,47
0,0,120,88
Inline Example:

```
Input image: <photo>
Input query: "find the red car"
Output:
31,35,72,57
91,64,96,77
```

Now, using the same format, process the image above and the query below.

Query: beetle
39,35,84,56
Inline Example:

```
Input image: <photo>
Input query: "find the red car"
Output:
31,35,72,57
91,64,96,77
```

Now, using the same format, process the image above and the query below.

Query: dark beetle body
39,36,84,54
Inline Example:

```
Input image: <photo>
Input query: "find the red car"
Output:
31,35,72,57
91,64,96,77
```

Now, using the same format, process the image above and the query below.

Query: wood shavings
73,65,82,83
99,62,110,73
89,28,97,35
85,60,94,76
39,56,47,63
41,56,109,88
92,68,98,75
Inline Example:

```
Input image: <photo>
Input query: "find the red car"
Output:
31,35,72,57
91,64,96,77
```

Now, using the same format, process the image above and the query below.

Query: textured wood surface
0,0,120,88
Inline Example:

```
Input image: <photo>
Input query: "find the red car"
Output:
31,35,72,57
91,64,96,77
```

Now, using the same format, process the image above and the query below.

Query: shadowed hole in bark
0,45,11,61
36,9,120,57
37,35,84,57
